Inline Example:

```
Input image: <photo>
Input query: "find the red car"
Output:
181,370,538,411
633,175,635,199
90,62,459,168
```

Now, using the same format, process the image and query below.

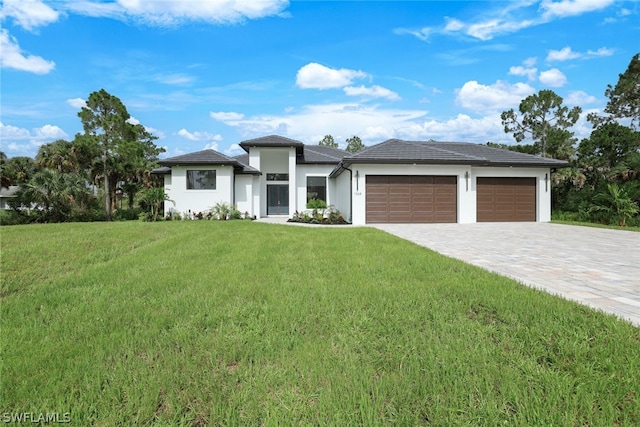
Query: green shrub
306,198,327,209
0,210,32,226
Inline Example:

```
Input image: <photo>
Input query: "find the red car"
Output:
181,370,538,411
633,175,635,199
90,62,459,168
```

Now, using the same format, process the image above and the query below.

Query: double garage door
365,175,536,223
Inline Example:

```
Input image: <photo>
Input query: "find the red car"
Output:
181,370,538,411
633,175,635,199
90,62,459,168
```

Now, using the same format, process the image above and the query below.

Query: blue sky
1,0,638,159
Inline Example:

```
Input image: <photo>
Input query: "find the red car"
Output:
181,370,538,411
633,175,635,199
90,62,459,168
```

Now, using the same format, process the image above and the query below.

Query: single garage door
366,175,457,223
477,177,536,222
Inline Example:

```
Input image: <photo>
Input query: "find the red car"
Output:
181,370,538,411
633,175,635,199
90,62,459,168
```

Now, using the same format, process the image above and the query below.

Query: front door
267,185,289,215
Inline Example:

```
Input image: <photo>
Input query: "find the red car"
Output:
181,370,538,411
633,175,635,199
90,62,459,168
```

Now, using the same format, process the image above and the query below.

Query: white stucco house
154,135,568,225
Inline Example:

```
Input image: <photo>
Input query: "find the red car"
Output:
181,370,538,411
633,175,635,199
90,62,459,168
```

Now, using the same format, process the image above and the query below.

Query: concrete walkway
373,223,640,326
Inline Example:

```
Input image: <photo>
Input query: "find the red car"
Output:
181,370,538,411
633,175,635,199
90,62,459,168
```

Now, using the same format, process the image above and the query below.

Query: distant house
0,186,20,210
154,135,568,225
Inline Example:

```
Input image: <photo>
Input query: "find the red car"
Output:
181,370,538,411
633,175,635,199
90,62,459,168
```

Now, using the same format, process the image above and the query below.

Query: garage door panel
477,177,536,222
366,175,457,223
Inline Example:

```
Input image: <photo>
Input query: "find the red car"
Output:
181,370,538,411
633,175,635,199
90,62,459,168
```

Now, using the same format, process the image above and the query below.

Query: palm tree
590,183,639,226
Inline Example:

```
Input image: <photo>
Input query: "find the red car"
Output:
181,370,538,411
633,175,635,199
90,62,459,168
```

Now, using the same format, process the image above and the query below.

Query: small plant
306,198,327,210
589,183,639,226
211,202,231,220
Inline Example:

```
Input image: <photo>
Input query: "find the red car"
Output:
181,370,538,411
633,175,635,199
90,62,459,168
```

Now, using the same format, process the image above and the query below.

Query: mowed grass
1,221,639,426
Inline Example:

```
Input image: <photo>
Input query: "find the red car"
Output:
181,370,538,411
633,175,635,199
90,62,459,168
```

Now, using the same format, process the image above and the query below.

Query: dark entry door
267,185,289,215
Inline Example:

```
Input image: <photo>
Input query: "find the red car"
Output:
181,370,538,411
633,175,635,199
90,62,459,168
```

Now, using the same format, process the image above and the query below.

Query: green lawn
1,221,638,426
552,219,640,232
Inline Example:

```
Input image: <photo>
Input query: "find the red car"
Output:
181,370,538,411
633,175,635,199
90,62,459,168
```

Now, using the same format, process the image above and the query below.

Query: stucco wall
348,164,552,225
295,164,338,212
165,165,234,215
234,174,254,217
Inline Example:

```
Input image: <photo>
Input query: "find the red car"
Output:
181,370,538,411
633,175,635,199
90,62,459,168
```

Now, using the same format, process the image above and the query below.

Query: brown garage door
477,177,536,222
366,175,457,223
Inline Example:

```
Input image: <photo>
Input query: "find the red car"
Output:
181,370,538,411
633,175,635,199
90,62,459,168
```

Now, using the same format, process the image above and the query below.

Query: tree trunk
104,156,112,221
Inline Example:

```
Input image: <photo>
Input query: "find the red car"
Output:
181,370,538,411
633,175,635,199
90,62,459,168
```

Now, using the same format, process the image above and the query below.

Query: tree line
493,53,639,226
1,89,164,223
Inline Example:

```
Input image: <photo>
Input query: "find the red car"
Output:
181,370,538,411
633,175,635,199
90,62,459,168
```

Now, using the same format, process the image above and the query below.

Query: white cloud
565,90,597,106
541,0,615,19
296,63,369,90
539,68,567,87
343,85,400,100
466,18,536,41
393,27,431,42
0,0,59,31
523,57,537,67
0,122,68,156
546,46,581,62
66,98,86,109
0,29,55,74
225,143,243,156
455,80,536,112
66,0,289,26
0,122,31,140
33,124,67,140
153,73,194,85
546,46,613,62
203,142,219,151
210,111,245,122
509,65,538,81
397,1,617,42
444,17,465,32
177,128,222,142
586,47,614,57
401,113,507,143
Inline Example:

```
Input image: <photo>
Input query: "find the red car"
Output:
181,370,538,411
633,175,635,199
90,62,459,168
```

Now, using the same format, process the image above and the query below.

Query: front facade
156,135,568,225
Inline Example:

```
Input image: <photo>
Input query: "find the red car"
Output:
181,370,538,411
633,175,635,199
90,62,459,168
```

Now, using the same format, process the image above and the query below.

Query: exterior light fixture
464,171,470,191
355,170,360,191
545,173,549,192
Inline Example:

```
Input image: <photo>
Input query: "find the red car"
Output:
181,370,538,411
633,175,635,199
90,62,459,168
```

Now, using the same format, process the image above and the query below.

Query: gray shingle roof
298,145,348,164
150,166,172,174
159,149,239,166
159,149,261,174
239,135,304,151
342,139,569,167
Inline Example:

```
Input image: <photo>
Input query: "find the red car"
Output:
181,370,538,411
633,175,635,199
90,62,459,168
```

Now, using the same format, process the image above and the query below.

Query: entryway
267,184,289,215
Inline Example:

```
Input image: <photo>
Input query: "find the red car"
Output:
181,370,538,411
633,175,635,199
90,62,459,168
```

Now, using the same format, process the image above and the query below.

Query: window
266,173,289,181
307,176,326,203
187,170,216,189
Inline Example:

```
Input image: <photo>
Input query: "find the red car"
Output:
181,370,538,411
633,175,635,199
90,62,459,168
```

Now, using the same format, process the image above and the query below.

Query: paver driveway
373,222,640,326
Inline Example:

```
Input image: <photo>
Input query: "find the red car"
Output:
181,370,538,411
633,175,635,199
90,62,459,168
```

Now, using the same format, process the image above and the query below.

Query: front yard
1,221,638,426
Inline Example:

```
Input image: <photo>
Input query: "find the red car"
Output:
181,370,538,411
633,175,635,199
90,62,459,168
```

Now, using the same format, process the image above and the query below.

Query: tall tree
577,122,640,183
345,135,365,153
78,89,161,220
588,53,640,129
78,89,128,220
318,135,338,148
501,89,581,158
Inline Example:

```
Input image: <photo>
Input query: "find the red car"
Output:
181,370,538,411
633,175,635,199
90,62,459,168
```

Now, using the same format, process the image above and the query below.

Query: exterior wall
234,174,255,217
294,164,338,213
164,165,234,215
333,171,352,222
349,164,552,225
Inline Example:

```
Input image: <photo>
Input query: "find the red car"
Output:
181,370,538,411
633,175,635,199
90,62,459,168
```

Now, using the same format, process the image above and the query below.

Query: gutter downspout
341,163,353,223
